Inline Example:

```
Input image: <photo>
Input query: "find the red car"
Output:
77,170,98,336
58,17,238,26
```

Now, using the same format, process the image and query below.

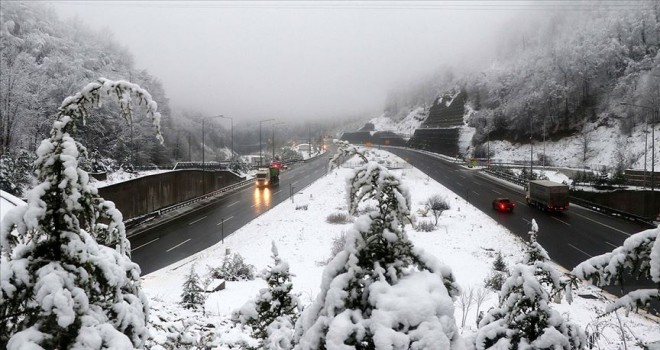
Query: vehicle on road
492,198,515,212
255,162,281,188
526,180,569,211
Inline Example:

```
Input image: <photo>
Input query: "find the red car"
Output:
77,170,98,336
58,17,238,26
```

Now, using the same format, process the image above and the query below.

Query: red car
492,198,515,212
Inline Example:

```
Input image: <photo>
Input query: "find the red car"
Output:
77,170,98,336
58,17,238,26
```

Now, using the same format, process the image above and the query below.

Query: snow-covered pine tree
484,251,509,291
572,227,659,313
295,161,461,349
233,242,300,348
0,78,162,349
181,264,207,311
328,140,368,172
474,219,584,349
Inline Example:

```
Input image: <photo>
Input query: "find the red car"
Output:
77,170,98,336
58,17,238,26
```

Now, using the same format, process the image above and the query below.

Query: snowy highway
129,154,332,276
386,146,658,314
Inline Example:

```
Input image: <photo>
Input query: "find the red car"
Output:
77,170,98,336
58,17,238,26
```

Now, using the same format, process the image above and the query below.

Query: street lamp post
272,122,285,160
219,115,234,158
259,118,275,166
622,102,659,219
202,115,223,171
622,103,658,191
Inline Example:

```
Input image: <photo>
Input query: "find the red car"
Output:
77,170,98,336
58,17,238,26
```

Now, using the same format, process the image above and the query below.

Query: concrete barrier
98,170,244,220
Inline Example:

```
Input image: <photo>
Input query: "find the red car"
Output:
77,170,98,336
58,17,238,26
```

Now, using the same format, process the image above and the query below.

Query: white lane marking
604,240,618,249
250,204,256,208
217,216,234,225
568,243,593,258
273,190,282,195
571,211,631,237
456,182,463,187
188,216,207,225
291,181,299,186
492,189,502,195
166,238,191,252
132,238,158,251
551,217,571,226
227,200,240,207
471,191,480,196
521,218,530,223
458,175,466,179
516,200,526,205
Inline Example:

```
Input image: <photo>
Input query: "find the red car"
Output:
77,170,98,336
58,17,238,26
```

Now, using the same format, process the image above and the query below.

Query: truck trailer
525,180,569,211
255,163,281,188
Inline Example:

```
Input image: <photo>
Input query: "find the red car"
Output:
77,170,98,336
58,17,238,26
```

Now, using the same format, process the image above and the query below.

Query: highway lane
387,147,657,312
129,154,332,275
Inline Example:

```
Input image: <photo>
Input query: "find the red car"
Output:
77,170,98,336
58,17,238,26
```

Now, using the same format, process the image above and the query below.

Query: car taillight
500,204,504,209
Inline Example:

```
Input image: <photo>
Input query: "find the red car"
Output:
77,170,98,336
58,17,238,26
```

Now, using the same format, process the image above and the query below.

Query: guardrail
124,178,254,228
483,169,655,227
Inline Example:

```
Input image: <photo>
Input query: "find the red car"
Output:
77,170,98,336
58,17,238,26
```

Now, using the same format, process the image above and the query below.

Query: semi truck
255,163,281,188
525,180,569,211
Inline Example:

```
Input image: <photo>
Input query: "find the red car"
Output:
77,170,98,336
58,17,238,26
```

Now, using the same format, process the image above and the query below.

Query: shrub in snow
295,162,462,349
326,211,353,224
427,194,450,225
484,251,509,291
0,79,161,349
181,264,207,311
329,232,347,259
209,252,256,281
233,242,300,349
415,219,436,232
474,220,584,349
572,226,660,314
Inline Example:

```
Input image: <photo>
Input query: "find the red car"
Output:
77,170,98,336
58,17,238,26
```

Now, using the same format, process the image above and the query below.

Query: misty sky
49,1,522,121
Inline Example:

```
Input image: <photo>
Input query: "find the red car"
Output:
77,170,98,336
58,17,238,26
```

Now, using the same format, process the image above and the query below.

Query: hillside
375,0,660,171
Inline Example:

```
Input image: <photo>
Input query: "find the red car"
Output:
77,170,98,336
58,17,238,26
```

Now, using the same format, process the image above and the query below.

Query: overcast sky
49,1,522,122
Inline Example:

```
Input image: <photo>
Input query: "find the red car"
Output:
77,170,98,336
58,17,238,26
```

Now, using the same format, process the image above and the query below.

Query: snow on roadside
91,169,170,188
142,148,659,348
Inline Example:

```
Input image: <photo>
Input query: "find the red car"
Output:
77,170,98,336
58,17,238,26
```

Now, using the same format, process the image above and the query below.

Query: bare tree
427,195,450,225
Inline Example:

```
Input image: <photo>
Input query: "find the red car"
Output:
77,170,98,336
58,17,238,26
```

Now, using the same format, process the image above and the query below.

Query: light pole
622,103,658,191
272,122,285,160
219,115,234,158
202,115,223,171
529,116,534,179
259,118,275,166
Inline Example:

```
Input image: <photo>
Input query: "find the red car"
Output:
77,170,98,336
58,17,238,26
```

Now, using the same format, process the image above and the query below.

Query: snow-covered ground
367,106,660,172
142,148,659,348
90,169,170,188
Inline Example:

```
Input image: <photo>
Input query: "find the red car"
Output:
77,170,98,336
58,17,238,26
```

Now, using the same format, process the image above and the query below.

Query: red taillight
500,204,505,210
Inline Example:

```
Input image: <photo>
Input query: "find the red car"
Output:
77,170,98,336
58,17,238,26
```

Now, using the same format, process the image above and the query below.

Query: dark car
493,198,515,212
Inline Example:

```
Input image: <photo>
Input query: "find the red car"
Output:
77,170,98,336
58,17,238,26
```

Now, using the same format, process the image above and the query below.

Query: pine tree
572,227,659,314
475,220,585,349
328,140,368,172
295,162,461,349
0,79,162,349
233,242,300,348
484,251,509,290
180,264,206,311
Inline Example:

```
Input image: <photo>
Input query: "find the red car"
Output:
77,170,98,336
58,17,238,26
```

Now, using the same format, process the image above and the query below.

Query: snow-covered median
142,148,659,349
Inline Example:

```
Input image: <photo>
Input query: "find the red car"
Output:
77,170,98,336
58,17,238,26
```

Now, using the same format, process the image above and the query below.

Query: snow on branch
572,228,658,286
328,140,368,171
58,78,163,144
572,227,659,314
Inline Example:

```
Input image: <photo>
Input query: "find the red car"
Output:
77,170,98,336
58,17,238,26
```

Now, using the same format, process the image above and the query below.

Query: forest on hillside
0,2,344,196
385,1,660,158
0,2,179,180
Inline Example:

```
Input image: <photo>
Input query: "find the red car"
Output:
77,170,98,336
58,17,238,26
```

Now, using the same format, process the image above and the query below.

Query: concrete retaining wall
98,170,244,220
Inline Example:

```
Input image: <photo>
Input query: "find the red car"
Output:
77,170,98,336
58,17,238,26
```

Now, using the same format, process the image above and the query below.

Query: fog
50,1,521,122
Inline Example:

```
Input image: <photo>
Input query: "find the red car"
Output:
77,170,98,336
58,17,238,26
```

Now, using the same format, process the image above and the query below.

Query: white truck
525,180,569,211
